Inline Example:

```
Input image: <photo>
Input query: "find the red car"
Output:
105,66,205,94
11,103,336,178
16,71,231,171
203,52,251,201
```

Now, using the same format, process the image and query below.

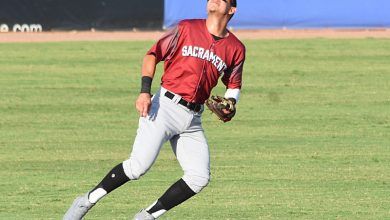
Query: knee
182,173,210,194
122,158,149,180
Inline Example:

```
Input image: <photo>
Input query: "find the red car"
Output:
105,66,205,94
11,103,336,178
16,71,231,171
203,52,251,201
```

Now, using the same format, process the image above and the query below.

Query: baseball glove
205,95,236,122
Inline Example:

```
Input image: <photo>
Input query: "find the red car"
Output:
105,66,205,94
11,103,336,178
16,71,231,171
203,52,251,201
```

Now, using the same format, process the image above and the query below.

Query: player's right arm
135,24,181,117
136,55,157,117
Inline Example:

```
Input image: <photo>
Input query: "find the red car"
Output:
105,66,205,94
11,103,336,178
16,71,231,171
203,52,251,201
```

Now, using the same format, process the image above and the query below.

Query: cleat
63,193,95,220
133,209,155,220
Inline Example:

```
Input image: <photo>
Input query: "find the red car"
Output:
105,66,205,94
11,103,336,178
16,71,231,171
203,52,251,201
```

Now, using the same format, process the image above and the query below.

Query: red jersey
147,19,245,104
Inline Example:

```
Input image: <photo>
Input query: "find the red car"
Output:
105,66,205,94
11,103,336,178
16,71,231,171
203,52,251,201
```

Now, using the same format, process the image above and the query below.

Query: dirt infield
1,29,390,42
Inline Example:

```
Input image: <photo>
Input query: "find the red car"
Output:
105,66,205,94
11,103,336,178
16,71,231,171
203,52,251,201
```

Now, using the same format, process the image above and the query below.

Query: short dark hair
231,0,237,7
207,0,237,7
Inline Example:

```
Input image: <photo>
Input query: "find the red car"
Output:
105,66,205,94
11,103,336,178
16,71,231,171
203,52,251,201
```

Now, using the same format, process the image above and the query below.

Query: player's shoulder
178,19,205,29
227,31,246,52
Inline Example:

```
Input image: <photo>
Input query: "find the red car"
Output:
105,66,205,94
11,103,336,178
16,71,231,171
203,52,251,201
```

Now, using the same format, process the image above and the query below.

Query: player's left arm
221,56,245,117
222,43,246,100
205,60,243,122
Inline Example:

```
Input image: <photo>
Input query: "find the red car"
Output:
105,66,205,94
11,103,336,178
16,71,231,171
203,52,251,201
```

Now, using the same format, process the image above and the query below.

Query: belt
164,91,202,112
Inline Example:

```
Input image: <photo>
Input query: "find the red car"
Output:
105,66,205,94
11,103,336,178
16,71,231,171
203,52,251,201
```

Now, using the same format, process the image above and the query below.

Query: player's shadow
148,94,161,121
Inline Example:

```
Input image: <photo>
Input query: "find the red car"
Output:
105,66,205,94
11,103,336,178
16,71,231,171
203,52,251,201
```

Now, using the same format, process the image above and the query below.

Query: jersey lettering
193,46,198,57
182,45,227,72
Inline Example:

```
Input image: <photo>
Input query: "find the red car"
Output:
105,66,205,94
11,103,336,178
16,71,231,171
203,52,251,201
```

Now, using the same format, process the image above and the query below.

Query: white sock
146,200,167,218
88,188,107,203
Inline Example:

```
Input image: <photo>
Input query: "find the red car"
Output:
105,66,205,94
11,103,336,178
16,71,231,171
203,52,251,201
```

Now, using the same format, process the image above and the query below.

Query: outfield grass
0,39,389,219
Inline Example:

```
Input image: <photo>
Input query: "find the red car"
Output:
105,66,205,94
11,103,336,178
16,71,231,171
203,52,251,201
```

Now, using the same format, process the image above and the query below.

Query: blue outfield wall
164,0,390,29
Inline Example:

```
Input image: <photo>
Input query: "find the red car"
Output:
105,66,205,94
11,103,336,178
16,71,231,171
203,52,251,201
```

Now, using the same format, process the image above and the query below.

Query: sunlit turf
0,39,389,219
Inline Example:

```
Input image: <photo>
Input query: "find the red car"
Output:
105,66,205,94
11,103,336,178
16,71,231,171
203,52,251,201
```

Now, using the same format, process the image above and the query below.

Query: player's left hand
136,93,152,117
205,96,236,122
222,108,233,115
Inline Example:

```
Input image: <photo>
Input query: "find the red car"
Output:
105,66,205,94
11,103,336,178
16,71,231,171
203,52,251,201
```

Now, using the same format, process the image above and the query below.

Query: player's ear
228,6,236,16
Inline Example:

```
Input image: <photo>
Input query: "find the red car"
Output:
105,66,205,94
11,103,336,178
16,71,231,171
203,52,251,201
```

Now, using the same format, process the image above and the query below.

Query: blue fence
164,0,390,29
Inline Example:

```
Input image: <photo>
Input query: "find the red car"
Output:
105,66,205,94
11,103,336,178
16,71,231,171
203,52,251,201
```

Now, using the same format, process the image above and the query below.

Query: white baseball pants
123,87,210,193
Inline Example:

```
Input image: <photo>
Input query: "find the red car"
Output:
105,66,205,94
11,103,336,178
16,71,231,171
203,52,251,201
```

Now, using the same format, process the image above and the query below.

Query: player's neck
206,16,229,38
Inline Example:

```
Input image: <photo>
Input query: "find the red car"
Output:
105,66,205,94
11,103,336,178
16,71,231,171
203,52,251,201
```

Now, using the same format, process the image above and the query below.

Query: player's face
207,0,236,17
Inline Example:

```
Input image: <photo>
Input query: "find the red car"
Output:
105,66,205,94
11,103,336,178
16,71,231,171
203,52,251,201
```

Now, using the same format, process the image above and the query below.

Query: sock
88,163,130,203
146,179,196,218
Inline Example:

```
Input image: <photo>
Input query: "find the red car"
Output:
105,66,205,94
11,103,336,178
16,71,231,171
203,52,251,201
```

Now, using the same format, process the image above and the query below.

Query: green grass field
0,39,389,219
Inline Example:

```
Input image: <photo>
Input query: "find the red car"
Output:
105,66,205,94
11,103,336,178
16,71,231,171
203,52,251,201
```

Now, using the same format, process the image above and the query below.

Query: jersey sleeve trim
222,59,244,89
146,25,181,62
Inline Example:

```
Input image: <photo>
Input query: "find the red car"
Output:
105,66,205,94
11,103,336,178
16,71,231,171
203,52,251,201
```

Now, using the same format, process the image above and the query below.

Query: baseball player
64,0,245,219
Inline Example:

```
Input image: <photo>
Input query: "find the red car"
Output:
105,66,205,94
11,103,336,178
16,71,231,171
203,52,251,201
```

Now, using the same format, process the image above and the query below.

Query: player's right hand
136,93,152,117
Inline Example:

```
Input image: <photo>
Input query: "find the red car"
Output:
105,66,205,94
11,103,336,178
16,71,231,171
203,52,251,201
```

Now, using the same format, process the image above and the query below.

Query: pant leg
170,116,210,193
123,93,171,180
123,88,193,180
